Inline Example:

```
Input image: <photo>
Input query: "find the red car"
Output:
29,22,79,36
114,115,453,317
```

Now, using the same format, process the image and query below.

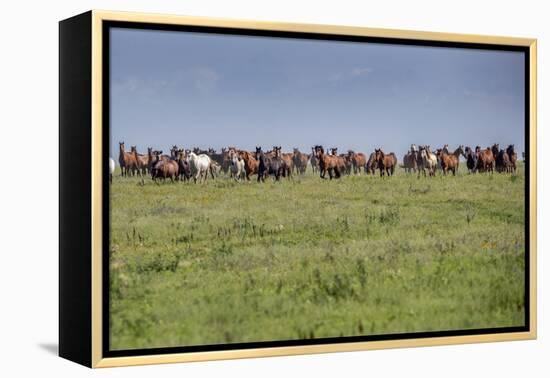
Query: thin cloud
112,66,221,97
329,66,373,82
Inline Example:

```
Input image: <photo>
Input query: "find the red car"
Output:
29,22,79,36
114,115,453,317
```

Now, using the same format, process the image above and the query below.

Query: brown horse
310,147,319,173
280,150,294,178
340,154,352,175
506,145,517,173
347,150,367,174
491,143,509,173
238,150,258,180
437,145,464,176
315,145,341,179
374,149,397,177
151,157,179,183
366,152,378,175
132,146,149,175
118,142,138,176
329,148,348,175
292,148,309,175
403,151,417,173
476,146,494,173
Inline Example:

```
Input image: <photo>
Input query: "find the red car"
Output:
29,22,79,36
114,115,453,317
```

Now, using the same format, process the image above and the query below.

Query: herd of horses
402,143,519,177
111,141,520,183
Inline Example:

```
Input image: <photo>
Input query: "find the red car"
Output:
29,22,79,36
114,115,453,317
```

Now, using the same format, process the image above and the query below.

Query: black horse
464,146,478,174
255,146,269,182
255,147,282,182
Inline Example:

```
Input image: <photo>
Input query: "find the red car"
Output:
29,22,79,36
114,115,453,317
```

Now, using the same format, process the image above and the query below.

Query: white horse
109,157,115,183
419,146,437,177
186,152,213,183
230,153,246,181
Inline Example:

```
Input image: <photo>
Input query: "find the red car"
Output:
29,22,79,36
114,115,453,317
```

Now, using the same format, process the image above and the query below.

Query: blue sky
110,27,525,157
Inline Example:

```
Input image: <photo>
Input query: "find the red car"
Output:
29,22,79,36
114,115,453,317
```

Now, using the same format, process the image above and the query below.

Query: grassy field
109,164,525,351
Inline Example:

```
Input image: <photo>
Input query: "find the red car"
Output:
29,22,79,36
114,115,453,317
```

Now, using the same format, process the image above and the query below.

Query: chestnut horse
374,149,397,177
476,146,494,173
437,145,464,176
238,150,258,180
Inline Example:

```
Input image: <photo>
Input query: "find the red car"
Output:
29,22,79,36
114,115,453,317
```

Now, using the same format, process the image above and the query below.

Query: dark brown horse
374,149,397,176
330,148,349,175
315,145,341,179
310,147,319,173
366,152,378,175
176,149,192,182
506,144,517,173
492,143,509,173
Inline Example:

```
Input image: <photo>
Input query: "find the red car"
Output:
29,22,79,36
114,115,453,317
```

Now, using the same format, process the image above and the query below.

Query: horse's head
130,146,137,154
411,144,417,153
293,148,299,155
507,144,515,154
419,146,428,160
330,147,338,156
315,145,324,158
347,150,354,157
491,143,499,156
374,148,384,161
176,149,185,160
255,146,262,160
147,147,153,155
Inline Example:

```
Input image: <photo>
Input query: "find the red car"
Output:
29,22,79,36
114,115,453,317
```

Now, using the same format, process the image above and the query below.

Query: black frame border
101,20,531,359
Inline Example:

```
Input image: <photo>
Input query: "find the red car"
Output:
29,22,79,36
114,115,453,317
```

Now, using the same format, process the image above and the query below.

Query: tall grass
109,164,525,350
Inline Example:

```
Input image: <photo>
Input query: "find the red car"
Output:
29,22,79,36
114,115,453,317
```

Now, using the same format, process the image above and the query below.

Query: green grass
109,164,526,350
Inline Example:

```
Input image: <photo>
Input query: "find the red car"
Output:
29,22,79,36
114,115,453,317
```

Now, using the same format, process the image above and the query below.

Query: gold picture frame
59,10,537,368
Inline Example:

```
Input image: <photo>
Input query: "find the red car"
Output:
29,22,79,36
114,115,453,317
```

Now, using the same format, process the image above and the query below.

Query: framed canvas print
59,10,537,368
